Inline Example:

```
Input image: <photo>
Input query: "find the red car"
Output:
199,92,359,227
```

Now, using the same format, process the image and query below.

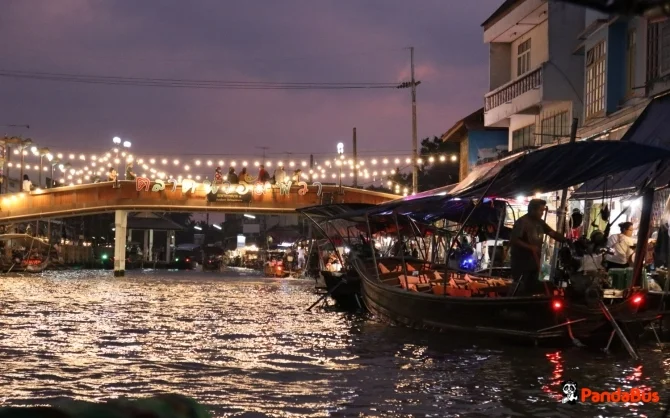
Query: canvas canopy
571,94,670,200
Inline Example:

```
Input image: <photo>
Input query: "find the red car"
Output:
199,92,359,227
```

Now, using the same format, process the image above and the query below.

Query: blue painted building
575,12,670,140
441,108,508,181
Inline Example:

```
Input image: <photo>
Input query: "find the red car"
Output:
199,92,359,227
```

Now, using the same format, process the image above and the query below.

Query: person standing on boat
510,199,566,295
604,222,636,270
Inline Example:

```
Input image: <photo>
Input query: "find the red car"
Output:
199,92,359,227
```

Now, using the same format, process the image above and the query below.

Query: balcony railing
485,66,543,111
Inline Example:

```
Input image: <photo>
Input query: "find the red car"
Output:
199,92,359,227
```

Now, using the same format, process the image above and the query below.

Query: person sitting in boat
604,222,636,270
509,199,566,295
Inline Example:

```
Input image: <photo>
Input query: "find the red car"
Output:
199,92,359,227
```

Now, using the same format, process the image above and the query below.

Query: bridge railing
0,180,397,222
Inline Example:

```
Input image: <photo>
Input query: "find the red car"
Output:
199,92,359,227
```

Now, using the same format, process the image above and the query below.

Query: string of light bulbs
3,142,458,196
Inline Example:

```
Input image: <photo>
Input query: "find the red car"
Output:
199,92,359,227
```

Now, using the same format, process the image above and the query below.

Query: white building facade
482,0,585,151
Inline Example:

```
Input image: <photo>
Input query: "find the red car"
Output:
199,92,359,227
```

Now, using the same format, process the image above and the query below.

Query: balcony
484,66,543,127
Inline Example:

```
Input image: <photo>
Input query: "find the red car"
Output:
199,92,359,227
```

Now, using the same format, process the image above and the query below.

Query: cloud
0,0,502,159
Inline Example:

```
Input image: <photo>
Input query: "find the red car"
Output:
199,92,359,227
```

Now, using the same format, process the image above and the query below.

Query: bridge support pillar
143,230,149,261
114,210,128,277
142,229,154,262
165,230,173,263
148,229,153,262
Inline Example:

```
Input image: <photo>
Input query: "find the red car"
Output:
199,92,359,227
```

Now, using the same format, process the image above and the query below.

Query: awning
449,140,670,199
331,195,507,226
572,94,670,200
297,203,377,219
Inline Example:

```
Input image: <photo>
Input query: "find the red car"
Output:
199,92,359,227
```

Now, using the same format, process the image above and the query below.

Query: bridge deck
0,180,397,223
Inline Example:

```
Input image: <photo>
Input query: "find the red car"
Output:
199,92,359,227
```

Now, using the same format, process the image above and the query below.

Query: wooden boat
298,203,377,310
339,140,670,353
352,257,660,345
0,233,53,273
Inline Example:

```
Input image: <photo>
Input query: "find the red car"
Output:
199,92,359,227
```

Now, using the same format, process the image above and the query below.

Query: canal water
0,270,668,417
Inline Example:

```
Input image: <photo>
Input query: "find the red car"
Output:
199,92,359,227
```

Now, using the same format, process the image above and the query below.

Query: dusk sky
0,0,502,161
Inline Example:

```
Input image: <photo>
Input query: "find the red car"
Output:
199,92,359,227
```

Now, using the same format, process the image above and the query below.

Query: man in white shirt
274,166,286,185
604,222,636,269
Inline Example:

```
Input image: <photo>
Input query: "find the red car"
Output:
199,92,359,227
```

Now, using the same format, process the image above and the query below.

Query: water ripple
0,269,669,417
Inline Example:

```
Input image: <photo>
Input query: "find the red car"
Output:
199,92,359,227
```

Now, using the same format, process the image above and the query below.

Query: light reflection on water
0,269,668,417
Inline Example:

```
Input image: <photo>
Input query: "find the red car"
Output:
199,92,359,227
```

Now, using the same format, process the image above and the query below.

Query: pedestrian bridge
0,178,397,223
0,178,397,276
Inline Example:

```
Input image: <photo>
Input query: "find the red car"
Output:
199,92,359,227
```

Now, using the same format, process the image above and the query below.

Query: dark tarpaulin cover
449,140,670,199
402,183,457,200
331,195,507,227
296,203,377,219
571,94,670,200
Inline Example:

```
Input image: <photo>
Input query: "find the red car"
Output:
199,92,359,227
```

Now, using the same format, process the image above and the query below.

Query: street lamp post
56,162,71,187
50,158,60,188
112,136,122,178
18,138,32,188
38,148,51,188
122,140,131,180
337,142,344,194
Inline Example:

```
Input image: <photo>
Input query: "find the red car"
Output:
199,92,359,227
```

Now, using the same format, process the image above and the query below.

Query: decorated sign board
133,177,324,202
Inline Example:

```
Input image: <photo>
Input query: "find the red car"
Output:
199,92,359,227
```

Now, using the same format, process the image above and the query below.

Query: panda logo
561,380,579,404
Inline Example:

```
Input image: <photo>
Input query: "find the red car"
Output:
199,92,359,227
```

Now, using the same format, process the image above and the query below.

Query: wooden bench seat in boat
430,275,511,297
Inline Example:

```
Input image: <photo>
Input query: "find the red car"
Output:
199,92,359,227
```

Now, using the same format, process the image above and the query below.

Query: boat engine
556,239,612,305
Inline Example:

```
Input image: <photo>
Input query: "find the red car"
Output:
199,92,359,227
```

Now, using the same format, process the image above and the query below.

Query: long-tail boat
298,203,376,310
338,140,670,356
0,233,53,273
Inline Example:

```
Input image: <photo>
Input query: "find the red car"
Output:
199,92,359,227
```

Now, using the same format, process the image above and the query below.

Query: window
660,21,670,76
517,39,531,76
585,41,606,118
647,22,660,83
646,21,670,83
512,124,536,150
626,29,636,95
540,111,569,144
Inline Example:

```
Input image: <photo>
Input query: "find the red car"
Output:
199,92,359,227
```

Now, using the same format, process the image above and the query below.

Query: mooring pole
549,117,578,280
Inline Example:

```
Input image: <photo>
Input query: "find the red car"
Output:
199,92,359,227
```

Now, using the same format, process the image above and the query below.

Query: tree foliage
370,136,459,194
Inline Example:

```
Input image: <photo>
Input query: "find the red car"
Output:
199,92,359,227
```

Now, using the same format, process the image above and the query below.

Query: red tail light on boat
186,258,190,262
632,295,643,305
552,300,563,311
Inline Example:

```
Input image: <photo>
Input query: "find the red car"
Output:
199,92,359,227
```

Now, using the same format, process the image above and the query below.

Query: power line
0,69,399,90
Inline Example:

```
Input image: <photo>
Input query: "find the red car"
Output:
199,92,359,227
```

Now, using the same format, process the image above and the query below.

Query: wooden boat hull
359,267,662,345
322,271,362,310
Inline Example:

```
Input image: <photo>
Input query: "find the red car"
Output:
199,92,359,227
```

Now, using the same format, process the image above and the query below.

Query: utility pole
353,127,358,188
257,146,269,161
410,47,418,195
309,154,314,181
397,48,421,194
